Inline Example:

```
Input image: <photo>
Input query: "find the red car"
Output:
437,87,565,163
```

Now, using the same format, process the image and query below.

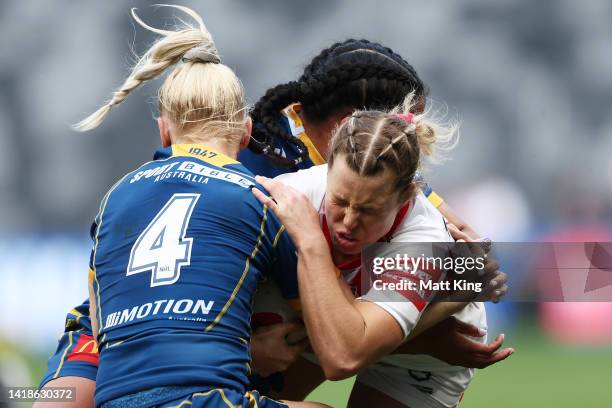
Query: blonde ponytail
74,4,245,140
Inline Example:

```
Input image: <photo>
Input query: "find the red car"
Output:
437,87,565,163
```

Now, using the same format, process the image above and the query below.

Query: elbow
320,352,364,381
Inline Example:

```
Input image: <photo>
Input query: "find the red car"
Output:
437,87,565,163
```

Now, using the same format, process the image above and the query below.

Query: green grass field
8,323,612,408
306,324,612,407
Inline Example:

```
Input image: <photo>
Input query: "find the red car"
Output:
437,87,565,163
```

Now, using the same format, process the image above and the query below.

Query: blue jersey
88,144,296,407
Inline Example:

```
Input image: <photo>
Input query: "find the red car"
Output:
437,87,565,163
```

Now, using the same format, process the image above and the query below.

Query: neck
300,116,335,162
172,135,239,159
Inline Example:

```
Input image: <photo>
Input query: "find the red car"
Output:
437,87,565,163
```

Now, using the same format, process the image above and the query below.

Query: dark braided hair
249,39,428,166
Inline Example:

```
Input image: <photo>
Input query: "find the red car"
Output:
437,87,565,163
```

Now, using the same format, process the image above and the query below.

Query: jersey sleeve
39,299,98,388
274,164,328,210
359,193,453,338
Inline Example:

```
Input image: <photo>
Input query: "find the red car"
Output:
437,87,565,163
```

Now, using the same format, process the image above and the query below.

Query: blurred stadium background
1,1,611,406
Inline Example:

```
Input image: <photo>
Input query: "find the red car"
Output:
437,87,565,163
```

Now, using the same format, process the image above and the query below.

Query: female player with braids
240,38,476,238
254,96,509,408
39,5,328,408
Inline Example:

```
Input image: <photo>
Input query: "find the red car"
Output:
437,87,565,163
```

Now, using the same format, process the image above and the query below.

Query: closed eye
332,196,348,207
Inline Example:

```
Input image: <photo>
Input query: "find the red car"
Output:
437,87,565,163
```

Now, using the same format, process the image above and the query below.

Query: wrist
294,230,328,254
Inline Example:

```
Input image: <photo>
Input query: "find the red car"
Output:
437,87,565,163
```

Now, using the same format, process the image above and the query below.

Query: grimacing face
325,155,410,258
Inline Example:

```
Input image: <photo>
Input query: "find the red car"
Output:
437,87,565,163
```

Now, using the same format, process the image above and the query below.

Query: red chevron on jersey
377,260,444,312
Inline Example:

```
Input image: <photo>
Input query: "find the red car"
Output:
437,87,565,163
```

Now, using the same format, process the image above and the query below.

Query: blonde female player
43,5,329,408
253,99,510,408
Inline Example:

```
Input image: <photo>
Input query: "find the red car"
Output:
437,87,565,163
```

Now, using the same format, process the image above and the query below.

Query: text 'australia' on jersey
89,144,297,406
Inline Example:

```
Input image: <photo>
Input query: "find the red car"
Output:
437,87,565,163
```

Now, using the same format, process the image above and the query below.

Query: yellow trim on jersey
297,133,326,165
205,206,269,332
167,399,193,408
272,225,285,247
427,191,444,208
167,388,285,408
106,339,124,349
283,103,304,129
167,396,196,408
172,144,239,167
187,389,239,408
91,172,132,334
53,330,75,379
282,104,326,166
245,391,259,408
76,338,99,354
68,307,85,326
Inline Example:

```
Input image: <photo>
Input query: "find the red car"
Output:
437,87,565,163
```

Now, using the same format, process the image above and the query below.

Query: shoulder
274,164,328,209
391,192,453,243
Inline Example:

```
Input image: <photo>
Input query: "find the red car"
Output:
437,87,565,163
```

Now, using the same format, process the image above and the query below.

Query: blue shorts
101,386,289,408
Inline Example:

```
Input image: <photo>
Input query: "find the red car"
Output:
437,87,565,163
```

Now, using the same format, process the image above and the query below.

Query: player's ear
239,116,252,150
158,115,172,148
398,182,417,206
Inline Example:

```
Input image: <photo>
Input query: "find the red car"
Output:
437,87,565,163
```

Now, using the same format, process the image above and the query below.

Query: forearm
405,301,467,341
437,202,479,239
296,240,370,378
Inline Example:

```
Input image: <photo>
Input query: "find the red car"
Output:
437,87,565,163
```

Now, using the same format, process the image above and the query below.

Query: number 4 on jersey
127,193,200,287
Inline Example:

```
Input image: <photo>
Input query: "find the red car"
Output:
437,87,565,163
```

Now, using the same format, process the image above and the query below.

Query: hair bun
182,44,221,64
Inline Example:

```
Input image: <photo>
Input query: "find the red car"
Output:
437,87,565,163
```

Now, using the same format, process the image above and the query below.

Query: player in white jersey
254,97,510,407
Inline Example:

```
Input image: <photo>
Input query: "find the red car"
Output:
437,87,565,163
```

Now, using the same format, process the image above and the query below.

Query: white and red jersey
275,164,458,338
276,165,487,408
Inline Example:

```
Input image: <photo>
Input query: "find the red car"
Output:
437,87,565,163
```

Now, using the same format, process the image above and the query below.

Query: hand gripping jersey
41,104,445,389
84,145,297,407
276,165,487,408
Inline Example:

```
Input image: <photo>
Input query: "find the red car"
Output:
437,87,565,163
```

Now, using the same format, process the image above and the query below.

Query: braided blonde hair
74,5,246,144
